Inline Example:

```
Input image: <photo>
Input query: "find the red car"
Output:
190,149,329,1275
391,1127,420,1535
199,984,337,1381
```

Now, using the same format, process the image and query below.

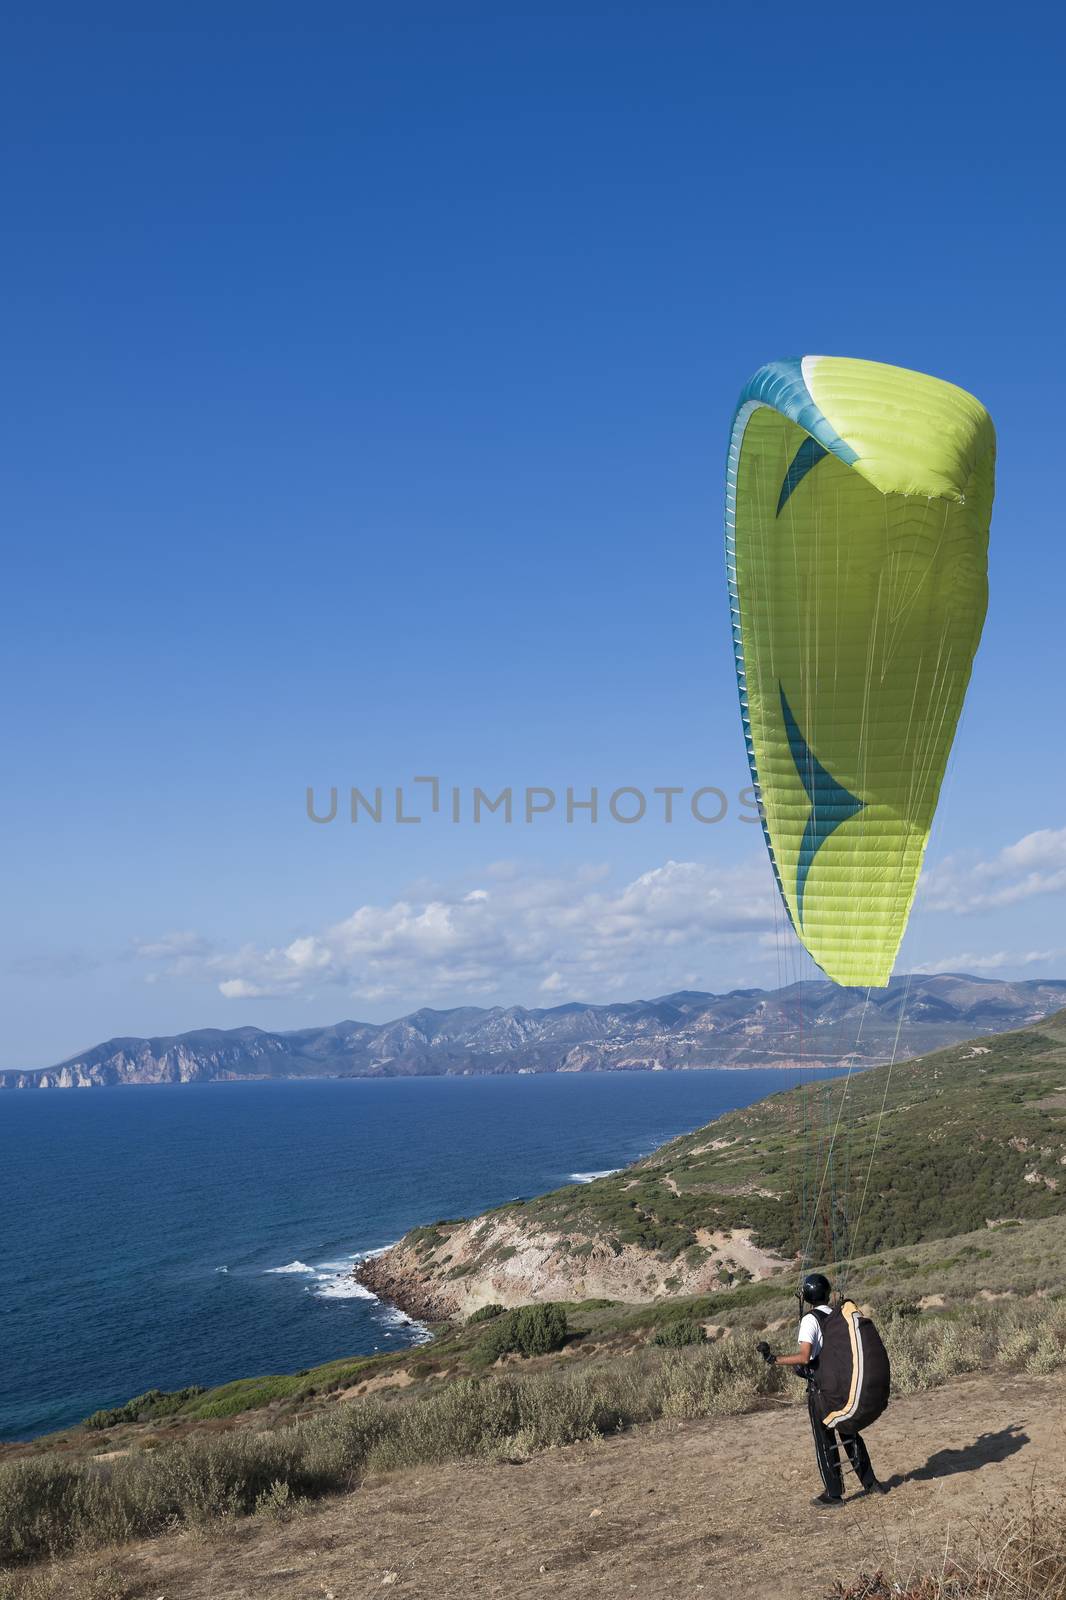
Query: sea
0,1068,847,1440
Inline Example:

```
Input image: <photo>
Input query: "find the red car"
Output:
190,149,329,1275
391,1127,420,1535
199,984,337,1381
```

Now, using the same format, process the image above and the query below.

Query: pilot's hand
756,1340,775,1365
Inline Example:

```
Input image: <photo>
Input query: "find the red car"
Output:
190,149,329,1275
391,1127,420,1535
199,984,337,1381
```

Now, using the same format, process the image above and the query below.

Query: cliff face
6,974,1066,1088
356,1210,787,1320
0,1034,293,1089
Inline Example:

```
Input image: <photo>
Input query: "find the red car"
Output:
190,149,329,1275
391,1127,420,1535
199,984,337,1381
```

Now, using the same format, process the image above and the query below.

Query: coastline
355,1250,458,1324
1,1058,849,1091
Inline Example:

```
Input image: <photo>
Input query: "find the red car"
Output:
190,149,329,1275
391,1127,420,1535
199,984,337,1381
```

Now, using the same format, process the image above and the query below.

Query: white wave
313,1272,378,1302
262,1242,431,1343
215,1265,229,1274
377,1304,433,1343
570,1169,620,1183
307,1244,399,1302
353,1241,400,1262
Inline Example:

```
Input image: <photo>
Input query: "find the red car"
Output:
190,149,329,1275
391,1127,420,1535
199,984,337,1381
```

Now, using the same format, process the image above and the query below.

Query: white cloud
920,827,1066,914
133,857,781,1006
121,834,1066,1010
218,978,272,999
911,948,1062,976
282,937,332,972
133,931,215,962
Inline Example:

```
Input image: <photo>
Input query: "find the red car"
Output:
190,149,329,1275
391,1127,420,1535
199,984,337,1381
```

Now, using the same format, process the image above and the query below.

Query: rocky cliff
356,1209,787,1320
0,1031,294,1089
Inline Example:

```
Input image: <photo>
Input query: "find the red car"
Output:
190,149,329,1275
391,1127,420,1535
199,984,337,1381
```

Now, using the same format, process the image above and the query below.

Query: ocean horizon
1,1067,849,1440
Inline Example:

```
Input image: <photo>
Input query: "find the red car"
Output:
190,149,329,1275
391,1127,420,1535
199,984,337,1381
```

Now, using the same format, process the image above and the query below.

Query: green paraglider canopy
726,355,994,987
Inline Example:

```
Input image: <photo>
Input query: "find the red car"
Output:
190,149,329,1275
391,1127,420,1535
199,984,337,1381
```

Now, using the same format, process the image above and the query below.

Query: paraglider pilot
757,1273,889,1508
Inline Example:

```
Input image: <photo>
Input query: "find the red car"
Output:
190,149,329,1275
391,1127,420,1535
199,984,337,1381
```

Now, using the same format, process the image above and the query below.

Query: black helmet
801,1272,832,1305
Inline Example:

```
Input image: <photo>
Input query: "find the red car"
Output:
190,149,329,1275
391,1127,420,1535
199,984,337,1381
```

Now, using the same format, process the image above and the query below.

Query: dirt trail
118,1369,1066,1599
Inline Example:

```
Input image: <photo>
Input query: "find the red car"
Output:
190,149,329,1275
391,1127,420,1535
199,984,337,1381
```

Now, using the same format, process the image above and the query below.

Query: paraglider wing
725,356,994,987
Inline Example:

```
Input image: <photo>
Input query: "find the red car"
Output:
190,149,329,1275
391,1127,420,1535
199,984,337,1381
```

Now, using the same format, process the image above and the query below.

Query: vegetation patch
83,1388,204,1431
651,1319,707,1348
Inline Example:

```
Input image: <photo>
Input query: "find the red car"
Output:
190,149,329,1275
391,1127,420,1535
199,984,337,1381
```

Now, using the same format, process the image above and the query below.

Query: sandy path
119,1369,1066,1600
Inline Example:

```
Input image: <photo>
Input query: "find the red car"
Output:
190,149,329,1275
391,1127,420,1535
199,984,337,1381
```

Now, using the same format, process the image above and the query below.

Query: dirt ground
84,1369,1066,1600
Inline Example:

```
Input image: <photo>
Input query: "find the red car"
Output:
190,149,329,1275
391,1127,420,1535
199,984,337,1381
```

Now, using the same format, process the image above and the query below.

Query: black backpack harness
805,1300,891,1433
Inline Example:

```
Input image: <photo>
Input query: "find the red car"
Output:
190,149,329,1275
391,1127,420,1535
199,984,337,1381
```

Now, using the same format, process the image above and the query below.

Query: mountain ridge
5,972,1066,1088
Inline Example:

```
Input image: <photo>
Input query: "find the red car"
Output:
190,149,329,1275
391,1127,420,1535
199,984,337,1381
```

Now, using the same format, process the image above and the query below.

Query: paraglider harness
798,1297,890,1487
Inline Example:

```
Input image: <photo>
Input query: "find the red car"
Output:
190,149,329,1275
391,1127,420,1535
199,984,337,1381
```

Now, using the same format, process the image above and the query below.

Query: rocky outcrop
6,974,1066,1088
356,1210,788,1322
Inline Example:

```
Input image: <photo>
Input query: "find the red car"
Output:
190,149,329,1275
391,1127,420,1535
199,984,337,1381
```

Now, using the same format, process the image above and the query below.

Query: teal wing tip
734,357,859,467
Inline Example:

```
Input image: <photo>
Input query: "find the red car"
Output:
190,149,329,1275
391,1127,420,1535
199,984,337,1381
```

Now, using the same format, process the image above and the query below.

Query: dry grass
2,1367,1065,1600
832,1497,1066,1598
889,1300,1066,1394
4,1300,1066,1586
0,1345,781,1571
0,1561,135,1600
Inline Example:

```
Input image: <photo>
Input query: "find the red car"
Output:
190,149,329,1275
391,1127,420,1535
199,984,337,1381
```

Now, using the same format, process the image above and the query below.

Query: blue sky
4,3,1065,1067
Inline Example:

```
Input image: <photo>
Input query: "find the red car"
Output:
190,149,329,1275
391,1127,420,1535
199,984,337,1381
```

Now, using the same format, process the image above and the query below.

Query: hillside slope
360,1008,1066,1317
6,973,1066,1088
29,1367,1066,1600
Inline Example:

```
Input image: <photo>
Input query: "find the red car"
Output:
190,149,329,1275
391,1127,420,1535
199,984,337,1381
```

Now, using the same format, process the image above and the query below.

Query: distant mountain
5,974,1066,1089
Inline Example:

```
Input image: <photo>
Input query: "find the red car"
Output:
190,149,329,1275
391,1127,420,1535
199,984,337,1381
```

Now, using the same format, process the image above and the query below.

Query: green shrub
477,1315,516,1360
514,1304,568,1356
879,1298,921,1320
406,1226,445,1253
477,1303,568,1360
253,1477,294,1521
467,1303,505,1325
83,1387,205,1430
652,1318,707,1348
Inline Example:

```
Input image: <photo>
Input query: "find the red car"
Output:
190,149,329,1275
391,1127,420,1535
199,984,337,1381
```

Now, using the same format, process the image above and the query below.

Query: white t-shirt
798,1305,833,1358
